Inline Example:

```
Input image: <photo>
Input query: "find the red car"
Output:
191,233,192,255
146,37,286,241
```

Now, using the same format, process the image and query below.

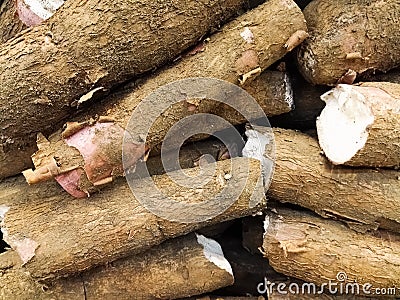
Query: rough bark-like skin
318,82,400,168
0,0,249,179
78,0,305,140
0,251,84,300
24,72,293,188
0,0,27,43
21,0,306,184
297,0,400,85
263,209,400,294
0,157,265,279
81,234,234,299
268,128,400,232
239,210,377,300
0,234,234,299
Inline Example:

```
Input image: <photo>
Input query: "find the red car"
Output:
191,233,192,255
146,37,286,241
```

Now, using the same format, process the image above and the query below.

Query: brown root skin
297,0,400,85
0,0,250,179
2,0,304,179
267,128,400,232
0,234,234,299
1,157,265,279
317,82,400,168
21,0,304,193
241,211,375,300
263,208,400,292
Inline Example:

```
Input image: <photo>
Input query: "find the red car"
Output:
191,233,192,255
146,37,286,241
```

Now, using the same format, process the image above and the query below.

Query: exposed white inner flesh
196,233,233,275
284,73,294,109
242,128,274,186
0,205,9,222
316,84,374,165
24,0,64,20
263,214,270,239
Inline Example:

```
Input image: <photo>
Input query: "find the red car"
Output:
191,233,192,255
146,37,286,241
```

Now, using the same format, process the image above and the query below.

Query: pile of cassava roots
0,0,399,299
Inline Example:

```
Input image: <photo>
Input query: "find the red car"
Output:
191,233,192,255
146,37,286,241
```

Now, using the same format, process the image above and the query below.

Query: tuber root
297,0,400,85
317,82,400,168
2,157,265,279
0,0,251,179
0,233,235,299
263,208,400,293
244,127,400,232
22,0,306,197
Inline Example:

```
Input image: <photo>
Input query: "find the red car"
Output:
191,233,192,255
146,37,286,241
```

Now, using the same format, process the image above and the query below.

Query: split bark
297,0,400,85
0,233,234,299
0,157,265,279
266,128,400,232
22,0,307,195
263,208,400,294
0,0,250,179
317,82,400,168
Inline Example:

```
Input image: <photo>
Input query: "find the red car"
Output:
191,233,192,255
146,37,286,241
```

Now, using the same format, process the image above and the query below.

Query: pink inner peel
16,0,44,26
64,122,123,184
55,168,87,198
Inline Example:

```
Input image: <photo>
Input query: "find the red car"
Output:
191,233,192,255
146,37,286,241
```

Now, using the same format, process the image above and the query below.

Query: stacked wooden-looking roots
0,0,399,299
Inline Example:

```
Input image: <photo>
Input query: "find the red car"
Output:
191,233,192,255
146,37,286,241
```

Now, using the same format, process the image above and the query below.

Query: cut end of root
317,84,374,165
242,127,275,189
16,0,65,26
196,233,233,276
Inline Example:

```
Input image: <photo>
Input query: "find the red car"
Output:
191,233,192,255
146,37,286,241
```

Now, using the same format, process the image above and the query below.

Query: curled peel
284,30,309,52
23,120,147,198
57,122,147,197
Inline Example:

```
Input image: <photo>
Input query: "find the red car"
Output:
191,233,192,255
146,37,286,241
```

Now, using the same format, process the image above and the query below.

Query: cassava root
23,0,307,197
0,233,234,299
297,0,400,85
262,128,400,232
317,82,400,168
1,157,265,279
0,0,250,179
263,208,400,294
